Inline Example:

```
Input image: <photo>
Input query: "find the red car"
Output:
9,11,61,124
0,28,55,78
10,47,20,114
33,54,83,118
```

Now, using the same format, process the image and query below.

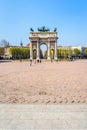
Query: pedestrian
34,60,36,64
37,60,39,63
40,59,41,63
30,60,32,66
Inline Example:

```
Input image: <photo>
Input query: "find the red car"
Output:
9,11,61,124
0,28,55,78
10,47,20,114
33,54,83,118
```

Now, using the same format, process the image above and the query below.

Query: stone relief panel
49,34,57,37
40,39,48,44
50,44,55,49
32,44,37,50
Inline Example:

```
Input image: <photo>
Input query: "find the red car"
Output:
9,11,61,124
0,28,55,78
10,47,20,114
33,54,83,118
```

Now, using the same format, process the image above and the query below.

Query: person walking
40,59,41,63
34,60,36,64
30,60,32,66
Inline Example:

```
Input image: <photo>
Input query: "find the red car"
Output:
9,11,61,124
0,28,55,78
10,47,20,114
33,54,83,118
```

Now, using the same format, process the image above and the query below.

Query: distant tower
20,41,23,47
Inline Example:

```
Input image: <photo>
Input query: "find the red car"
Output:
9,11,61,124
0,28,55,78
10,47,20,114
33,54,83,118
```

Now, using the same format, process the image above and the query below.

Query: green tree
63,49,68,59
0,48,4,56
84,48,87,58
57,49,61,59
67,49,73,60
60,49,65,59
23,48,30,58
10,47,30,59
73,48,81,58
57,48,73,60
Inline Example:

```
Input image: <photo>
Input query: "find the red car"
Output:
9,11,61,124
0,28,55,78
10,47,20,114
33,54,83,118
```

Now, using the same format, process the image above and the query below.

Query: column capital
48,38,51,42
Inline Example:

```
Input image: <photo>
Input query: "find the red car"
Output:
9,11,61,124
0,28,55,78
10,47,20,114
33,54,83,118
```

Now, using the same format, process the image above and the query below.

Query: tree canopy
0,48,4,56
73,48,81,56
84,48,87,56
9,47,30,59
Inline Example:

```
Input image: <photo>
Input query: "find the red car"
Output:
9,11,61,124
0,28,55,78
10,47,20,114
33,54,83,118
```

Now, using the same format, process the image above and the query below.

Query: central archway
40,43,47,59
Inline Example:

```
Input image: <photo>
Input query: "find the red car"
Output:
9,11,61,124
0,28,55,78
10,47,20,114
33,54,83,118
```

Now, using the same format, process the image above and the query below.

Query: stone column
54,39,57,60
30,41,33,60
47,40,50,60
37,40,40,60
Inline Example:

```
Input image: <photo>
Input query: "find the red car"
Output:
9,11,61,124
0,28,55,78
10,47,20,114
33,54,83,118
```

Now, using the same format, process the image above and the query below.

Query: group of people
30,59,42,66
29,59,57,66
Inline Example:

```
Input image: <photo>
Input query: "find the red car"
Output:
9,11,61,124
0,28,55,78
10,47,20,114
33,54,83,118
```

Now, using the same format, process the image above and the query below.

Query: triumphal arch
29,27,58,60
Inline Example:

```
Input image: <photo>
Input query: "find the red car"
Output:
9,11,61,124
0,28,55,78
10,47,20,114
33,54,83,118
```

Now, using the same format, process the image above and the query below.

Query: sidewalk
0,104,87,129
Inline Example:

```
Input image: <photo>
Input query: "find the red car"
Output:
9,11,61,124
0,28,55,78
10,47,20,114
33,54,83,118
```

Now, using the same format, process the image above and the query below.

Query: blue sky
0,0,87,46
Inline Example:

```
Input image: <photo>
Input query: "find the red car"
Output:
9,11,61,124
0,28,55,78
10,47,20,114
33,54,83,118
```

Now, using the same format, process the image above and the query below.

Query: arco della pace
29,27,58,60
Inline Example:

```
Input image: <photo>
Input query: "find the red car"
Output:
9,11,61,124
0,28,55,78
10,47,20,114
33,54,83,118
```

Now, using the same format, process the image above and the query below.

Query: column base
37,57,40,60
54,56,57,60
47,56,51,60
30,57,33,60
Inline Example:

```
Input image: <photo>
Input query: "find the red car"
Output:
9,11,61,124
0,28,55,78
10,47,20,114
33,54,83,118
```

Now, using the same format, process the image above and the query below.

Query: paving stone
0,104,87,129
